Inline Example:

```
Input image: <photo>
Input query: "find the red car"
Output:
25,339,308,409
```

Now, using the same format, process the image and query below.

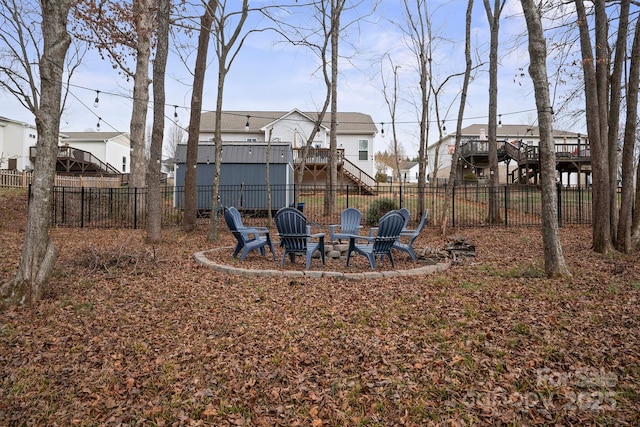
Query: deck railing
0,170,125,188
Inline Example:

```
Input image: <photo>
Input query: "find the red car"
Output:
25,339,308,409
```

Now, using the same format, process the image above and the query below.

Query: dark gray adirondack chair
398,207,410,231
224,207,275,261
274,207,325,270
346,211,405,270
329,207,363,243
393,210,428,261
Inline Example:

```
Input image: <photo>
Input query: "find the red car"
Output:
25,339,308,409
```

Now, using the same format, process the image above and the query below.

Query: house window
122,156,127,172
246,138,257,142
358,140,369,161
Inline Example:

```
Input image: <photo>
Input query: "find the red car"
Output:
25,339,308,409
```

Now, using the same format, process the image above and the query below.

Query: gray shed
174,143,294,211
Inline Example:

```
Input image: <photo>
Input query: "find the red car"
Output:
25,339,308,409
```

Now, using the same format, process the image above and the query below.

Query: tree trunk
442,0,473,235
210,72,225,241
129,0,154,189
146,0,168,243
209,0,249,240
607,0,629,245
1,0,72,306
482,0,504,224
325,0,343,216
521,0,571,278
266,128,273,223
184,0,217,230
574,0,613,253
624,20,640,248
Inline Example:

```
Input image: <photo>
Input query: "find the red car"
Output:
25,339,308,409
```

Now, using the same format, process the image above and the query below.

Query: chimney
479,128,487,141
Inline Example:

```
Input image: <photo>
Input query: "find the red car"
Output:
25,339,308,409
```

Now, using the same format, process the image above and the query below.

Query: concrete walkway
194,247,450,281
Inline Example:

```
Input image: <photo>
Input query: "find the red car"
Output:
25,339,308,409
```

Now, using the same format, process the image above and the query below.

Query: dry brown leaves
0,190,639,426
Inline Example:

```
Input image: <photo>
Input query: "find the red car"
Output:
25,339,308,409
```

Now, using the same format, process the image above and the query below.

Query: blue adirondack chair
274,207,325,270
393,210,428,261
398,207,410,231
346,211,405,270
224,207,275,261
368,208,408,237
329,207,363,243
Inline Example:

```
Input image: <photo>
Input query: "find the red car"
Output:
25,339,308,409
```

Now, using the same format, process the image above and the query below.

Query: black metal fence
48,183,593,229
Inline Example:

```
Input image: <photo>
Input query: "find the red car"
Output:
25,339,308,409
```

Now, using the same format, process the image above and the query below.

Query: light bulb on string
174,105,178,119
94,90,100,108
245,115,250,132
380,122,385,138
96,117,101,131
442,120,446,133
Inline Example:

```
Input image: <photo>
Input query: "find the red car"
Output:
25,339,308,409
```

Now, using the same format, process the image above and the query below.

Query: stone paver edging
194,247,450,280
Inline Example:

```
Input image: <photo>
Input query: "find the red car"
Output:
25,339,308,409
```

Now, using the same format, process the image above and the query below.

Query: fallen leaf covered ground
0,190,639,426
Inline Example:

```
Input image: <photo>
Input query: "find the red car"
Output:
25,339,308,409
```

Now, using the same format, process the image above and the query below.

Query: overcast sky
0,0,585,157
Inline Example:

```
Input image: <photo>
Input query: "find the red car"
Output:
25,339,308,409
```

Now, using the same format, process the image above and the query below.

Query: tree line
0,0,638,304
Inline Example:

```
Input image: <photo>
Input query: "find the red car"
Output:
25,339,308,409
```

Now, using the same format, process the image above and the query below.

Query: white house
427,124,585,184
59,131,131,173
0,116,38,170
198,109,378,192
399,161,420,183
0,116,131,176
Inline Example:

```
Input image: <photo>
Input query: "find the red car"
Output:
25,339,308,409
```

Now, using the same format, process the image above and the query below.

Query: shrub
375,172,388,183
365,197,398,226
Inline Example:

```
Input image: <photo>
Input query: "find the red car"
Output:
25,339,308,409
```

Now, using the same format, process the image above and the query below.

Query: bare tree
270,0,372,213
209,0,251,240
574,0,614,253
482,0,505,224
73,0,157,189
623,17,640,250
442,0,473,235
521,0,571,278
380,56,402,182
401,0,432,215
0,0,75,305
183,0,218,230
146,0,170,243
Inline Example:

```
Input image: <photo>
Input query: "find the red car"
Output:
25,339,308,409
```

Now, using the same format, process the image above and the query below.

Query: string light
380,122,385,138
96,117,101,130
442,120,446,132
174,105,178,119
62,81,543,136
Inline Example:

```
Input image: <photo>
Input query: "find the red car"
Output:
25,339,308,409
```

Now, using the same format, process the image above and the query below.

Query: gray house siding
174,143,294,210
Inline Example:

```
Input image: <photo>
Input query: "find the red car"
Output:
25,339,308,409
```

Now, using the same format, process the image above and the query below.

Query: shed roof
175,143,293,164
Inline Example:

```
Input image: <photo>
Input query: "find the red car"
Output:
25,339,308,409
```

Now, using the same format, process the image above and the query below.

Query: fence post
134,187,138,229
556,182,563,227
399,183,403,207
452,185,456,228
346,185,349,208
504,185,509,227
80,186,85,228
578,185,583,223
